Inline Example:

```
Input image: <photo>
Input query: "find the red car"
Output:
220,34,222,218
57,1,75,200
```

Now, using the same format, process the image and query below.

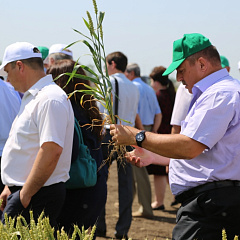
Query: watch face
136,132,144,141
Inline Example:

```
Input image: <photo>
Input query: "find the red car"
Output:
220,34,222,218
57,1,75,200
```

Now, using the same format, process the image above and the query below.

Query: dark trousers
2,182,66,228
173,186,240,240
0,156,4,193
97,130,133,236
57,173,107,238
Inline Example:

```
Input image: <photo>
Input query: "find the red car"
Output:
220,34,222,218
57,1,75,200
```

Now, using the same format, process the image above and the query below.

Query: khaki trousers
132,166,153,216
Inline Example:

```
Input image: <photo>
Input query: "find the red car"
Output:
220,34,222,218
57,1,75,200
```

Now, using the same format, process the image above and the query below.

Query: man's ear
49,57,55,66
111,60,116,68
16,61,24,72
197,57,207,72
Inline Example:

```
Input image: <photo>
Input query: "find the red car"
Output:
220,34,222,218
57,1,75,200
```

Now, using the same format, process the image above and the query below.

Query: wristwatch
135,130,146,147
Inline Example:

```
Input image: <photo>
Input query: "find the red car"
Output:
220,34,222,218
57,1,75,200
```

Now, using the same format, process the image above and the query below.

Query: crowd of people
0,32,240,240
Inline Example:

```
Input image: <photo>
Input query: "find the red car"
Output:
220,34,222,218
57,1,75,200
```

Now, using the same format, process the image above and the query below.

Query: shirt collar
24,75,54,98
133,77,142,82
192,68,229,96
111,72,125,78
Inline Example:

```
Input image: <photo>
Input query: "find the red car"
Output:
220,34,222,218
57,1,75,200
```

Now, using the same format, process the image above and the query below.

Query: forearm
142,132,198,159
171,125,181,134
126,146,170,167
135,114,144,130
151,113,162,133
110,124,206,159
20,142,62,207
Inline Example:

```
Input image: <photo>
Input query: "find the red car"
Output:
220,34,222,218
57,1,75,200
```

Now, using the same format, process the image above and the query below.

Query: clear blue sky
1,0,240,79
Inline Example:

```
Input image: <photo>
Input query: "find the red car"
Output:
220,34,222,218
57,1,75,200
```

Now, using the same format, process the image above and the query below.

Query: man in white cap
44,43,73,68
0,42,74,227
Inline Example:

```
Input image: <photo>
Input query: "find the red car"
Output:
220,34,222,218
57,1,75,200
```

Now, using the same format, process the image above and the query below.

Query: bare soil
96,161,180,240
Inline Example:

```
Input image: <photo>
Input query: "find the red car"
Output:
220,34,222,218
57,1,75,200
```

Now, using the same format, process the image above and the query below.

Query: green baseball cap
38,46,49,60
163,33,212,76
220,55,229,68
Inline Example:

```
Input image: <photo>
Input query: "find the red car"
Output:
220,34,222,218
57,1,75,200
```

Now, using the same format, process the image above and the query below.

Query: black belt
8,182,64,194
8,186,22,193
175,180,240,204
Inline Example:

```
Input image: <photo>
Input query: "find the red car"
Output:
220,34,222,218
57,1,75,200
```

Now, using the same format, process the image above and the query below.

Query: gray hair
126,63,141,77
50,52,73,61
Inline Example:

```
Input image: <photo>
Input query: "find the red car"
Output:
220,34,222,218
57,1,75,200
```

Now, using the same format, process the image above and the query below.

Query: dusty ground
96,161,180,240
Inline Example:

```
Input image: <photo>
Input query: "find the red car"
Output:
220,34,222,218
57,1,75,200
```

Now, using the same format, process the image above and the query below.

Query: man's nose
176,73,183,82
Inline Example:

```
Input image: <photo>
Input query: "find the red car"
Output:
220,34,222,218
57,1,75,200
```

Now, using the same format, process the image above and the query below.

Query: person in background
170,83,192,134
47,59,107,238
97,52,139,240
147,66,175,210
0,79,21,194
125,63,162,219
38,46,49,72
0,42,74,227
110,33,240,239
220,55,230,72
44,43,73,68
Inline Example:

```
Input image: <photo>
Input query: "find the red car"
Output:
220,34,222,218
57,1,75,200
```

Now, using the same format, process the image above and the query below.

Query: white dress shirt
170,83,193,126
1,75,74,186
98,73,139,128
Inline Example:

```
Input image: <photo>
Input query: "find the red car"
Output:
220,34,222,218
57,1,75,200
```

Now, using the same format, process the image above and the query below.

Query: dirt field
96,161,180,240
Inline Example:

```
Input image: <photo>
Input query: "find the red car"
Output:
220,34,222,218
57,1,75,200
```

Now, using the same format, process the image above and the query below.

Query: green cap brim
162,58,185,76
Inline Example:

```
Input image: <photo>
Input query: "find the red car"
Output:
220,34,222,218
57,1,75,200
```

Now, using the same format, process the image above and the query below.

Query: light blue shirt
133,77,161,125
0,81,21,156
169,69,240,195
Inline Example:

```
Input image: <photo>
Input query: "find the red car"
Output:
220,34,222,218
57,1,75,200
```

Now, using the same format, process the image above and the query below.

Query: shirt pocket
13,114,36,145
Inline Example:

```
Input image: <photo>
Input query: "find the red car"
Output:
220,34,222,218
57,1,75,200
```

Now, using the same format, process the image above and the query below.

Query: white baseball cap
43,43,73,64
0,42,42,76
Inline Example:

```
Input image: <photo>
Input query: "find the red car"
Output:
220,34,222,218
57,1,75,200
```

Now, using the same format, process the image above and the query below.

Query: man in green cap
220,55,230,72
38,46,49,72
109,33,240,239
37,46,49,61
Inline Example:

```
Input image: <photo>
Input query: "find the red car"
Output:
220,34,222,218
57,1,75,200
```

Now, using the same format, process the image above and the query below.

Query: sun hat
38,46,49,60
162,33,212,76
48,44,73,56
43,43,73,64
220,55,229,68
0,42,42,76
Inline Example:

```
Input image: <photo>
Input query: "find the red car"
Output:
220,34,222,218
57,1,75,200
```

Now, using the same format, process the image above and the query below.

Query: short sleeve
37,99,70,148
181,91,239,149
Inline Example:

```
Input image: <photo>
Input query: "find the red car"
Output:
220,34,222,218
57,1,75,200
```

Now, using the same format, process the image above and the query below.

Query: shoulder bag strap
74,117,84,146
113,77,119,124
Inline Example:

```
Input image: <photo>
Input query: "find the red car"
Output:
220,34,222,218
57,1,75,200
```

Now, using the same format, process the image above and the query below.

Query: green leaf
97,11,105,28
64,72,100,84
81,40,96,56
79,65,99,78
83,17,99,41
82,17,91,32
73,29,92,42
